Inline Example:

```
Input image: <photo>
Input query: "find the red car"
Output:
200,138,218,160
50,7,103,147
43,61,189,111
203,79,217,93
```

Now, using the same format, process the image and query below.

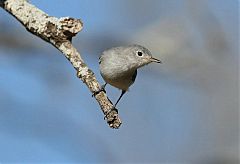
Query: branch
1,0,122,129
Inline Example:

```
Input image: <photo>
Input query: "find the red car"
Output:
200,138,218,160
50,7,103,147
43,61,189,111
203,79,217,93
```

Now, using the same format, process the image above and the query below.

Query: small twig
0,0,122,128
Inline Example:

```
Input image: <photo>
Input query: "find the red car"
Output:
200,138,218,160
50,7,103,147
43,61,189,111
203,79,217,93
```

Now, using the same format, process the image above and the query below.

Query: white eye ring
137,51,143,56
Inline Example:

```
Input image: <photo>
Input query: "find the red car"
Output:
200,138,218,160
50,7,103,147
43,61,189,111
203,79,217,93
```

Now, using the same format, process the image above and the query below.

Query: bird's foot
92,84,107,97
104,106,118,120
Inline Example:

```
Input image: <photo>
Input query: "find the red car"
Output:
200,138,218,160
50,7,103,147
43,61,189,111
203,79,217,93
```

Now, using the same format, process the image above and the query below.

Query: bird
98,44,161,108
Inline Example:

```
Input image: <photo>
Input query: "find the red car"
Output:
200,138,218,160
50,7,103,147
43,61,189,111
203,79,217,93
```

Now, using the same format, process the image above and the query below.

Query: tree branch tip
109,120,122,129
104,109,122,129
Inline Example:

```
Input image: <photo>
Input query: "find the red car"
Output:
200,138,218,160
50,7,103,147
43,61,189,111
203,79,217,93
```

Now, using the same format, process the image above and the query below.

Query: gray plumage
99,44,161,106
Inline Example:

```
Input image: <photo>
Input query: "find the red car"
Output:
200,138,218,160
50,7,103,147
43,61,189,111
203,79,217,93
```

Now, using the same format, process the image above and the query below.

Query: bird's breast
99,53,137,90
100,65,136,91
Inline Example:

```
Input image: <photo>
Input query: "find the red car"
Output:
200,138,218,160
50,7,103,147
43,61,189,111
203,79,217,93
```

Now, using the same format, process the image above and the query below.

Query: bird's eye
137,51,143,56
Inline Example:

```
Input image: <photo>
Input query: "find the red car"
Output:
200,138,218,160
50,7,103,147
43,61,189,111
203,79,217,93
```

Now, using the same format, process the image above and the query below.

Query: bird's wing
131,70,137,83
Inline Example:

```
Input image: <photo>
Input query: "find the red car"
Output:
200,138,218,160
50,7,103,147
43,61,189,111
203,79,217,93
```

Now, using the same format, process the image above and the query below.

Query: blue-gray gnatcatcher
99,44,161,107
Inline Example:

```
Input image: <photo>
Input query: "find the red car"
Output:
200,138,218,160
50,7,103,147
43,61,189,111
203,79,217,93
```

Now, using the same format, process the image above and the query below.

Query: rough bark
0,0,122,129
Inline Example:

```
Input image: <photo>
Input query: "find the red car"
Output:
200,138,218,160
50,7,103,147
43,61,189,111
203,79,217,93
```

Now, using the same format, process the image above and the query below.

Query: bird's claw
104,106,118,120
92,85,106,97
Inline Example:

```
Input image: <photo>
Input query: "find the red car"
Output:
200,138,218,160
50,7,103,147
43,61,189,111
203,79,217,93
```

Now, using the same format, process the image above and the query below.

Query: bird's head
125,44,161,69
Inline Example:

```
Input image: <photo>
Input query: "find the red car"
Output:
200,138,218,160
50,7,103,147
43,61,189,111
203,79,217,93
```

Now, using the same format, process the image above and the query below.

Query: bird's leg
101,83,107,91
114,90,126,107
92,83,107,97
103,90,126,120
104,90,125,114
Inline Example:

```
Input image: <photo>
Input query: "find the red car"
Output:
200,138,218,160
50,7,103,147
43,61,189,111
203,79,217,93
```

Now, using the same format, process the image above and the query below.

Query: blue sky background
0,0,239,163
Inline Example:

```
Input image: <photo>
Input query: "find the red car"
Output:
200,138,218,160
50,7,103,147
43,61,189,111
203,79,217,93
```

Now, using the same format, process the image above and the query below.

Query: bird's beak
150,57,162,63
